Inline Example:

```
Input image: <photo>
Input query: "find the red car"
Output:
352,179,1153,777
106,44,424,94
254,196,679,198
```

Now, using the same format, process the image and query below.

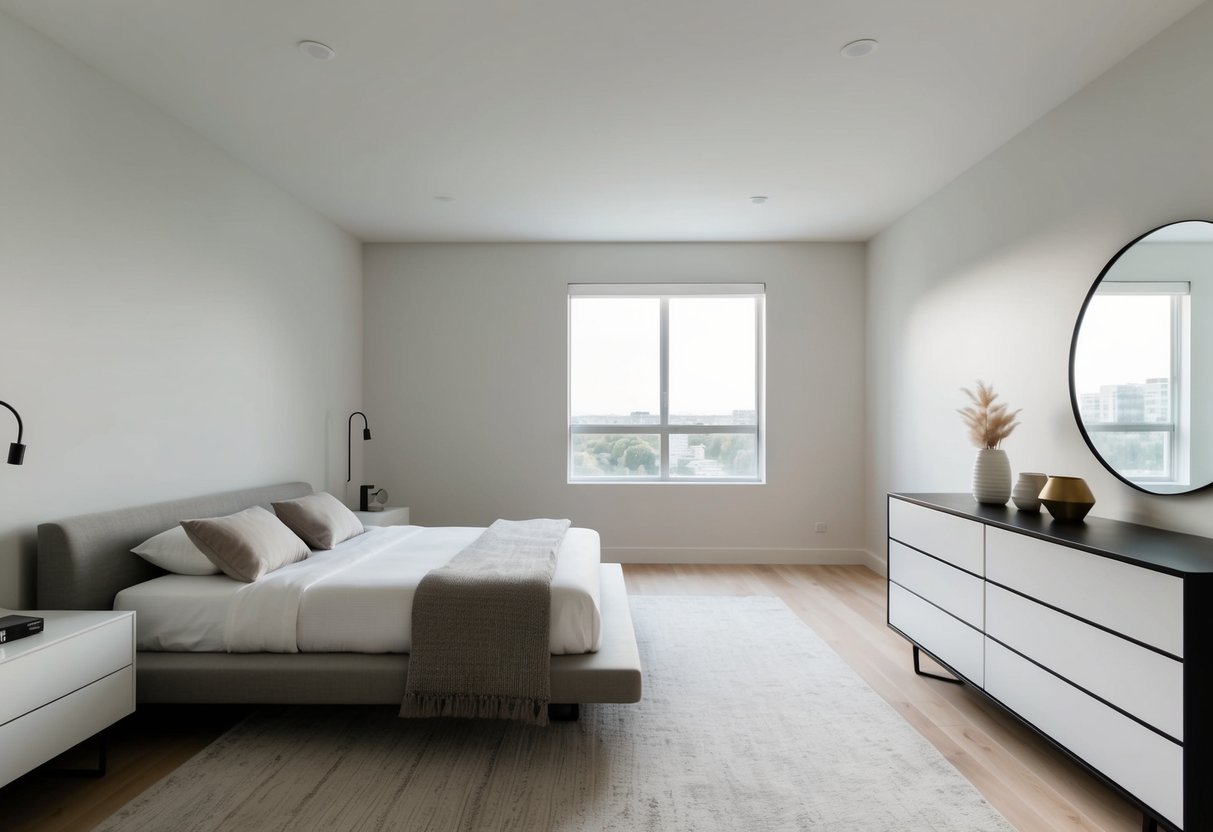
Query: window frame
567,283,765,484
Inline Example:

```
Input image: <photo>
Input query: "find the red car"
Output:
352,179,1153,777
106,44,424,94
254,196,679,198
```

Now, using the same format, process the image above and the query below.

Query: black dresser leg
912,646,964,685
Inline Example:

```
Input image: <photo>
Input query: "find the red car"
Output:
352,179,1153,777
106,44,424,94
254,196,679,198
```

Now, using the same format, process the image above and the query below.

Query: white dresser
888,493,1209,832
0,609,135,786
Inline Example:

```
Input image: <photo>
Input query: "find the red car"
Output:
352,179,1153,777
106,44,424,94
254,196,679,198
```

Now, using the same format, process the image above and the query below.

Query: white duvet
114,526,602,655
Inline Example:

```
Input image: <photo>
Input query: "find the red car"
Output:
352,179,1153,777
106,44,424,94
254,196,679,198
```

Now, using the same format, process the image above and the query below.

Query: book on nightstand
0,614,44,644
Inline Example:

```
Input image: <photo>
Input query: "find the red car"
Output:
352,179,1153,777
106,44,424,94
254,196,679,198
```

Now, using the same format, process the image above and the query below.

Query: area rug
94,597,1013,831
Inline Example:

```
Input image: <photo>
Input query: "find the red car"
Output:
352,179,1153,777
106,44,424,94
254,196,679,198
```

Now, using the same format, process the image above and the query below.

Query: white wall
0,11,363,608
866,1,1213,559
364,243,869,566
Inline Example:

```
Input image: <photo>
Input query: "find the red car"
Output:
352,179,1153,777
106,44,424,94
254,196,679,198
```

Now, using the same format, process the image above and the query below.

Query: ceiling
1,0,1203,242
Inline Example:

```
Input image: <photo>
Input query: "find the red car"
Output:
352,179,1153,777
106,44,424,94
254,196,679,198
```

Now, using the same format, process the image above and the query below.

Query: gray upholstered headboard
37,481,313,610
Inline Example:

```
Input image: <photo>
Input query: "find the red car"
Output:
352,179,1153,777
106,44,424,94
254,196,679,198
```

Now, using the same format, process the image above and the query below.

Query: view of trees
1089,431,1167,479
572,433,756,477
678,435,755,476
573,435,660,476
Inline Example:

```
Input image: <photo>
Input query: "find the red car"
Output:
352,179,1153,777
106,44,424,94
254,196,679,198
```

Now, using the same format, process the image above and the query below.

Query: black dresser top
891,492,1213,577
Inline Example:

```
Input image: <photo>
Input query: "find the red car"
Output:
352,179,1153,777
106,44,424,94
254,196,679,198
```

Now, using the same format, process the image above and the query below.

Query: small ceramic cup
1011,472,1049,512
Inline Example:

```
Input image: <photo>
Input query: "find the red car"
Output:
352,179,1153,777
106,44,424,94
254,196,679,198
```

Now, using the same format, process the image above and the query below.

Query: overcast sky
1073,294,1172,394
570,297,756,417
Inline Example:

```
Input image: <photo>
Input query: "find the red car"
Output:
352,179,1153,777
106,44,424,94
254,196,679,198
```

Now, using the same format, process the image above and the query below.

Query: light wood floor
0,565,1142,832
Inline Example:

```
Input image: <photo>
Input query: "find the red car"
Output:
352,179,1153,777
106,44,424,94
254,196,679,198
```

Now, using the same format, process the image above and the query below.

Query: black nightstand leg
45,730,108,778
912,645,964,685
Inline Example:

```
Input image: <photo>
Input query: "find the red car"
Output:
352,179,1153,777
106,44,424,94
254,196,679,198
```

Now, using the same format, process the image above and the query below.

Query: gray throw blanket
401,518,570,726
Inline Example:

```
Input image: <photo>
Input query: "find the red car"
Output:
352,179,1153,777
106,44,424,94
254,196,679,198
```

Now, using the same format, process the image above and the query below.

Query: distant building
573,410,756,426
1080,378,1170,424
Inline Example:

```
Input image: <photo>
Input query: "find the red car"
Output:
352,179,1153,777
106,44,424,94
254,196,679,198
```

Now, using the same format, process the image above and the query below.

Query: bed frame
36,482,643,712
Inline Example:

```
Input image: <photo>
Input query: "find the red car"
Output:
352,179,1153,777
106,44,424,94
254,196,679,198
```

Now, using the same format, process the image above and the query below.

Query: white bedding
115,525,602,655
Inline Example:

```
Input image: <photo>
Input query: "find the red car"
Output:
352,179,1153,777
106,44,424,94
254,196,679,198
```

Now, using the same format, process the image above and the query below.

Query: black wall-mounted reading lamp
347,411,371,482
2,400,26,465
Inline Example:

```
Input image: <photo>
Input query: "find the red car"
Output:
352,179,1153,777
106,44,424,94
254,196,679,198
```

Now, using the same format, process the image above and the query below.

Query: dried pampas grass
958,381,1021,450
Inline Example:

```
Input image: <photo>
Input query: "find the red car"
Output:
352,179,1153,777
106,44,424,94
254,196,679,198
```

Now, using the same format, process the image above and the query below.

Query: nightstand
355,507,410,527
0,609,135,786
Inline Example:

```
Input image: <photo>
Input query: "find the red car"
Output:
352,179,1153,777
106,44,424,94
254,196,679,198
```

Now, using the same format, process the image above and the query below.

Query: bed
36,482,642,711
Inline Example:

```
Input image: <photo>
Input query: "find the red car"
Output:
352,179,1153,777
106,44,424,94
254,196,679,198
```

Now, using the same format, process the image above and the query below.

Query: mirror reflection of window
1075,282,1190,485
1072,219,1213,495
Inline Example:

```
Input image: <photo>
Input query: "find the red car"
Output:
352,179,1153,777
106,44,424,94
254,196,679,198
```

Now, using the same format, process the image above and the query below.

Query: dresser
0,609,135,786
887,493,1213,832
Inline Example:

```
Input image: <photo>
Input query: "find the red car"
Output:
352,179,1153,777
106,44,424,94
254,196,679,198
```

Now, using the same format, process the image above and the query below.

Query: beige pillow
181,506,310,583
272,492,365,550
131,525,221,575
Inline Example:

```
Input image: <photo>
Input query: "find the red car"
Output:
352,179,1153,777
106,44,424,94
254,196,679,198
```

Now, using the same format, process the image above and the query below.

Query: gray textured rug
94,597,1013,831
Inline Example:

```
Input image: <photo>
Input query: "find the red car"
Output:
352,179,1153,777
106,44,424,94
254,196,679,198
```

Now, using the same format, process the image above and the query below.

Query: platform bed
36,482,643,718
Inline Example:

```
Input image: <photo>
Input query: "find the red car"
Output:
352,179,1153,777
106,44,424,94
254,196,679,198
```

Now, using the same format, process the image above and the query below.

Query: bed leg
548,703,580,721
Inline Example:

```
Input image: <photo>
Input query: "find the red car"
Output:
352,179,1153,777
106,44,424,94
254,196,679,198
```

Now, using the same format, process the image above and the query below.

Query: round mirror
1070,220,1213,494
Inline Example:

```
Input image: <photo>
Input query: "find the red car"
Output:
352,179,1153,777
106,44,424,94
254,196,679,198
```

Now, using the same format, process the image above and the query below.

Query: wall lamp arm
2,400,26,465
347,411,371,482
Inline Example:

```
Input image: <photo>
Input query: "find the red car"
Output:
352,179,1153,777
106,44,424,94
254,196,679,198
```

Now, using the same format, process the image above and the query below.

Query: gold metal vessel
1039,476,1096,522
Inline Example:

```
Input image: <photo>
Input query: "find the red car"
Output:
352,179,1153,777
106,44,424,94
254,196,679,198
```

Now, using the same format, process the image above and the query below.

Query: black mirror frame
1068,219,1213,496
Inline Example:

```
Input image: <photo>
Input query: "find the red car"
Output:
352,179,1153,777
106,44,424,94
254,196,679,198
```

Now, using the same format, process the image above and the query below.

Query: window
1073,281,1190,484
568,284,764,482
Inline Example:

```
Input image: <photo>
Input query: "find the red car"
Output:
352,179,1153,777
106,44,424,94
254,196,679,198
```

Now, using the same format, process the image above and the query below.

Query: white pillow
131,525,221,575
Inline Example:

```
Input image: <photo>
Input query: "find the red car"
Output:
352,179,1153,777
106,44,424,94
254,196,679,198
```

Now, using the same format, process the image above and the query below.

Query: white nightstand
355,507,410,527
0,609,135,786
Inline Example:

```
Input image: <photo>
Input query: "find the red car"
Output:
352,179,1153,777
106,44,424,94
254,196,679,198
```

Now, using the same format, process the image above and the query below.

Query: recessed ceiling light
750,196,768,205
840,38,879,59
298,40,335,61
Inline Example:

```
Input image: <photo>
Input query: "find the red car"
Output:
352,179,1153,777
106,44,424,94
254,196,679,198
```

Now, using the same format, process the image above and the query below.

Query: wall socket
815,522,827,533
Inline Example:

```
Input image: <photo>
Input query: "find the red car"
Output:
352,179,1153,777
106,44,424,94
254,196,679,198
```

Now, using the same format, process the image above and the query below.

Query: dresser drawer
888,582,983,685
889,541,983,628
986,584,1182,740
888,499,984,575
985,528,1183,657
0,665,134,787
985,640,1182,828
0,616,133,726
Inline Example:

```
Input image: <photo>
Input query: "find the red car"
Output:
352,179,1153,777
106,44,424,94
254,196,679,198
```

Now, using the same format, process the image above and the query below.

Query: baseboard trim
603,547,871,565
860,548,887,576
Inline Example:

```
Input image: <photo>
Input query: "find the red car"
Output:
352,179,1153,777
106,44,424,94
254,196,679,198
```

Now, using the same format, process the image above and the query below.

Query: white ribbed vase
972,449,1012,505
